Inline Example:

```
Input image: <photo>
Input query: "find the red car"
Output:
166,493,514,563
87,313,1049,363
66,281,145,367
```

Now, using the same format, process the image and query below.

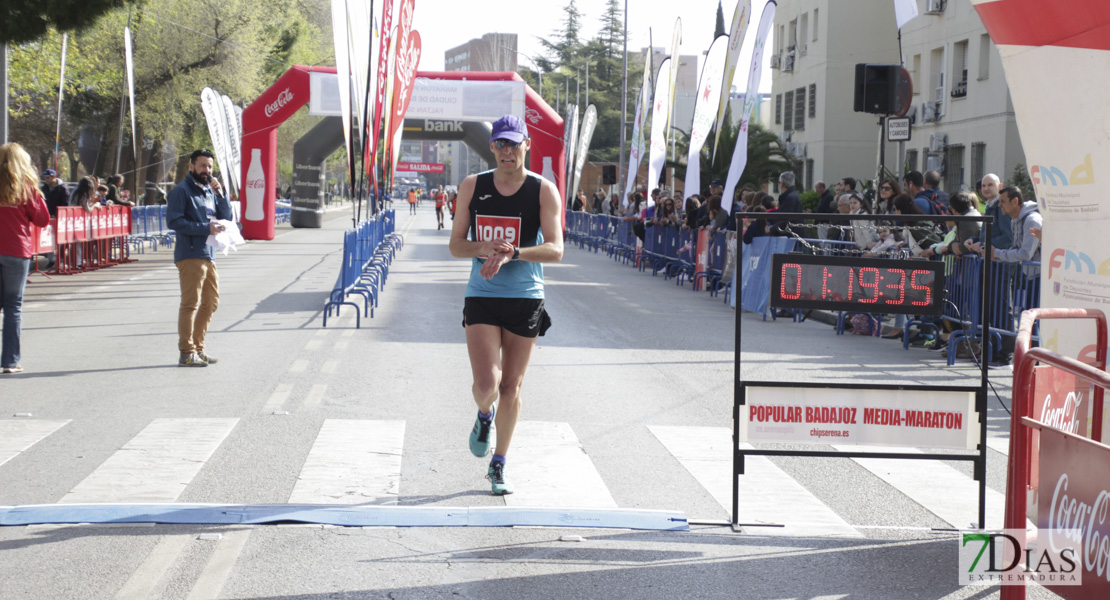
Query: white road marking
321,360,338,374
288,420,405,504
263,383,294,413
334,340,349,350
650,425,861,537
62,418,239,503
833,445,1005,529
303,384,327,408
114,535,193,600
305,340,322,351
289,359,309,373
503,421,617,509
185,528,252,600
0,420,70,468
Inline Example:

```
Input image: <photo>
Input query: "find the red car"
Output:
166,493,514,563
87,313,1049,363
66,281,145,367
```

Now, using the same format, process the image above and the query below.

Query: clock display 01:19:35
769,254,945,315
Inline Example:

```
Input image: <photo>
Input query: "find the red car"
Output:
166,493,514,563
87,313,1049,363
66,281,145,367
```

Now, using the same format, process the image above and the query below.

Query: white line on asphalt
114,535,193,600
504,421,617,509
185,528,252,600
321,360,338,374
288,420,404,504
289,359,309,373
263,383,294,413
0,420,70,468
303,384,327,408
334,340,349,350
305,340,322,351
832,445,1005,529
342,329,355,337
62,418,239,503
650,426,861,538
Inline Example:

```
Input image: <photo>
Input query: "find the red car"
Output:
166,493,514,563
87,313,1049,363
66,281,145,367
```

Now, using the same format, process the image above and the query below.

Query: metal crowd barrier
323,210,403,328
128,205,175,253
52,206,135,274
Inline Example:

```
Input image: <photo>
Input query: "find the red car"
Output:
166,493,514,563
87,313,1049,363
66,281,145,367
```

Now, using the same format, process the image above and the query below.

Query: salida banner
396,162,444,173
739,386,979,450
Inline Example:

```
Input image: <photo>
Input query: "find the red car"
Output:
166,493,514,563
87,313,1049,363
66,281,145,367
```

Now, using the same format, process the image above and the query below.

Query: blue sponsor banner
740,237,796,314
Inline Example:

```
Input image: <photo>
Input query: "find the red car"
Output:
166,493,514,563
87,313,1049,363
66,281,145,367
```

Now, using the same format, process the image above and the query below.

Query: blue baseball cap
42,169,58,177
490,115,529,143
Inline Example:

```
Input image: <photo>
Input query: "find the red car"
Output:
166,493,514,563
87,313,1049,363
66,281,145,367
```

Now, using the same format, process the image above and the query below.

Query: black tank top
468,170,543,248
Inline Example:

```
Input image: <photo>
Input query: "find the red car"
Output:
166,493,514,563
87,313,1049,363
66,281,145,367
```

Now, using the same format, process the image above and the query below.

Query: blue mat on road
0,504,689,531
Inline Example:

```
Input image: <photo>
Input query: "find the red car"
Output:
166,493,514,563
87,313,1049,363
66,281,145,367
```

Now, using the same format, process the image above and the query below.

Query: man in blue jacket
167,149,233,367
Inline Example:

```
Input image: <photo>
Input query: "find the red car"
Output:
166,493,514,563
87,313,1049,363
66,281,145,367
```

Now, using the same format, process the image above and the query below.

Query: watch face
771,254,945,315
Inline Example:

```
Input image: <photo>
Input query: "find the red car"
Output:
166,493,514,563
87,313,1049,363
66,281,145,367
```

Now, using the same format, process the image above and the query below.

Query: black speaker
853,64,899,115
602,164,617,184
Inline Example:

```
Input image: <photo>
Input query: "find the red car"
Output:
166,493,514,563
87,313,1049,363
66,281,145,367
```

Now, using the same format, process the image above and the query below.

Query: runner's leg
465,323,502,414
491,328,538,457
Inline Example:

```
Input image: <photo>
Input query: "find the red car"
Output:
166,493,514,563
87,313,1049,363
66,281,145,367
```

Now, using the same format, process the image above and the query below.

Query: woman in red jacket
0,143,51,374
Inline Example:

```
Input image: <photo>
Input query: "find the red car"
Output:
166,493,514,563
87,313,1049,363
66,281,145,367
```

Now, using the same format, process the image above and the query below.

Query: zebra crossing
0,417,1014,534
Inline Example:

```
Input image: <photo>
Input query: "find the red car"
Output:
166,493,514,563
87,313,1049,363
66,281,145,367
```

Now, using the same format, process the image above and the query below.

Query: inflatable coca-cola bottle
245,148,265,221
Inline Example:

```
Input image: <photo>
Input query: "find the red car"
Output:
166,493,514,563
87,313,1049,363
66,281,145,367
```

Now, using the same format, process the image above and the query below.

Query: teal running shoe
487,461,514,495
469,408,494,457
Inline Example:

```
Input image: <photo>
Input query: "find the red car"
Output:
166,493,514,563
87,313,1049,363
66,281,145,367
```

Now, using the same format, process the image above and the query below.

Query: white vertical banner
624,52,653,206
684,35,729,201
722,0,775,215
347,0,372,146
563,105,579,205
54,33,68,169
124,26,137,162
712,0,752,161
331,0,353,178
646,58,672,204
220,95,241,199
200,87,233,196
665,19,682,135
570,105,598,211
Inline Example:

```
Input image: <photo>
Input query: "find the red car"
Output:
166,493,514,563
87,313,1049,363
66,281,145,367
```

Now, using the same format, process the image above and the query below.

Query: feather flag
623,52,653,206
711,0,751,161
684,35,729,201
646,58,672,205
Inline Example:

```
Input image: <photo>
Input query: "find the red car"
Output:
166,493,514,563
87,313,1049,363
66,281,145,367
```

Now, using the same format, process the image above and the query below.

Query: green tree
0,1,142,44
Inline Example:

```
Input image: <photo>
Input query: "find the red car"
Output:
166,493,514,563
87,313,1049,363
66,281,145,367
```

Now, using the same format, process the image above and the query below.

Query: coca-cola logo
1041,391,1084,435
246,178,265,189
264,88,294,118
1048,473,1110,583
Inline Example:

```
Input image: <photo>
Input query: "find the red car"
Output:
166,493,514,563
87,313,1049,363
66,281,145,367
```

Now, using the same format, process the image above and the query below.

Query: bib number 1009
475,215,521,246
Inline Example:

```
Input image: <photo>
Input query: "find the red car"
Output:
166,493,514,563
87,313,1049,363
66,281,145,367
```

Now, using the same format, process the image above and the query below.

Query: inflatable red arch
240,66,564,240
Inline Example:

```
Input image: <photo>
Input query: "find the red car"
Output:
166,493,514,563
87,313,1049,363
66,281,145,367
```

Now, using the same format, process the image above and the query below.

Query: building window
784,90,794,131
813,9,819,41
971,142,986,187
805,159,815,191
978,34,991,80
951,40,969,98
775,93,782,125
794,87,806,131
799,13,808,55
912,54,921,96
945,144,965,193
808,83,816,118
906,149,918,173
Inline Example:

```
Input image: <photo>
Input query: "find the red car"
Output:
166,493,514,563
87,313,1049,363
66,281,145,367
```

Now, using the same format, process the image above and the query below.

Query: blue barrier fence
127,204,295,254
323,210,403,328
564,211,1041,359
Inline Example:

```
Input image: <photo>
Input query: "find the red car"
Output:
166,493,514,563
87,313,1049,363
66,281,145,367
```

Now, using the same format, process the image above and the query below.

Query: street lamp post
496,44,542,96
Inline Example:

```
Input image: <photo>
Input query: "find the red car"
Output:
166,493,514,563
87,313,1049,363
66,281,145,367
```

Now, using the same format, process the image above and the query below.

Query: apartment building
769,0,1024,194
899,0,1025,193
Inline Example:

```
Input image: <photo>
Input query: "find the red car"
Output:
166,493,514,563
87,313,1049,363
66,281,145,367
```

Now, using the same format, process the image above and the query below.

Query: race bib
474,215,521,247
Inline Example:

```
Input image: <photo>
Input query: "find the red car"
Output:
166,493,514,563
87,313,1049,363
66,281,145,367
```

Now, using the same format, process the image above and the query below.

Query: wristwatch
511,247,520,261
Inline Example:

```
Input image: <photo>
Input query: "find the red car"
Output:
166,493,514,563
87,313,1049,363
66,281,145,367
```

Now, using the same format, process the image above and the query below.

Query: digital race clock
770,254,945,315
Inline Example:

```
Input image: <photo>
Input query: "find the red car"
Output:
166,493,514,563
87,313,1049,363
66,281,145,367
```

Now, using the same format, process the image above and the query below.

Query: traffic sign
887,117,912,142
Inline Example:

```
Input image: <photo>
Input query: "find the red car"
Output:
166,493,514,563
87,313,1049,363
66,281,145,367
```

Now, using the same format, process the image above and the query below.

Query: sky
410,0,775,94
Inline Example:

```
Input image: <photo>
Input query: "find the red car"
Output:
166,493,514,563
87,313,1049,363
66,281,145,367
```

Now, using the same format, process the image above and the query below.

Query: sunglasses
493,139,522,149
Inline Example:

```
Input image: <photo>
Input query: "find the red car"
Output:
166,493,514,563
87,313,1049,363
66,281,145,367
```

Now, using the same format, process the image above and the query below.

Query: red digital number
821,267,830,300
883,268,906,305
858,267,879,303
780,263,802,300
910,270,933,306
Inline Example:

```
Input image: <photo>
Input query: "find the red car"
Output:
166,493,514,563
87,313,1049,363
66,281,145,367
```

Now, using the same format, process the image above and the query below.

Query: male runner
448,114,564,495
434,187,447,229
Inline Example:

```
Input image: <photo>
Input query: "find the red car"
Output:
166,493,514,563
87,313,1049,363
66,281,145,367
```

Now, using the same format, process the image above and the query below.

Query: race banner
665,19,682,136
370,0,395,180
740,386,979,450
124,26,137,163
646,58,672,202
389,23,421,185
330,0,353,183
723,0,775,215
220,94,242,199
397,162,445,173
624,52,654,206
684,35,729,201
563,105,579,206
570,104,598,212
712,0,751,161
200,87,233,196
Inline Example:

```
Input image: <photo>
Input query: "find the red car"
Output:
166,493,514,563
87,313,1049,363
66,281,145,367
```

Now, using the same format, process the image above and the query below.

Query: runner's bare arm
449,174,513,259
517,178,564,264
